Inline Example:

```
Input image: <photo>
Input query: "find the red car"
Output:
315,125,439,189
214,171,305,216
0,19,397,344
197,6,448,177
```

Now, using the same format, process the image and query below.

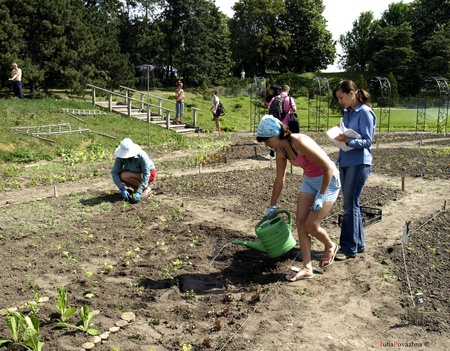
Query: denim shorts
300,172,341,202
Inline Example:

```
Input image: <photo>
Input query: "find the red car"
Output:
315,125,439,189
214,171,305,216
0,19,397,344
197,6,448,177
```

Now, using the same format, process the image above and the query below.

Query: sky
214,0,412,72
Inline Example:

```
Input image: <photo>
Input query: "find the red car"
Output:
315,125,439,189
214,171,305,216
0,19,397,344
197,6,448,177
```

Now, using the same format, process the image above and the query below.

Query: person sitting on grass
111,138,156,204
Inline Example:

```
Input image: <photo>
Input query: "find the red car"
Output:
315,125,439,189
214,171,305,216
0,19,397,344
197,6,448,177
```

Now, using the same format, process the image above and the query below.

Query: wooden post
158,99,163,116
401,176,405,191
193,109,198,126
414,293,424,325
147,110,151,148
108,93,113,112
166,112,170,129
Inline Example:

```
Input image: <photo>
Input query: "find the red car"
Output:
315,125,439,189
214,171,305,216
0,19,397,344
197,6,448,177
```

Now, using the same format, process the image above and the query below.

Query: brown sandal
319,243,339,268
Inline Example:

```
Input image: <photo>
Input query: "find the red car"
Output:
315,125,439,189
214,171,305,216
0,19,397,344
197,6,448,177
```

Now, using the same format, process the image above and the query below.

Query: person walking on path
175,81,185,124
267,84,296,126
9,63,23,99
211,90,221,133
111,138,156,204
256,115,341,281
332,80,376,260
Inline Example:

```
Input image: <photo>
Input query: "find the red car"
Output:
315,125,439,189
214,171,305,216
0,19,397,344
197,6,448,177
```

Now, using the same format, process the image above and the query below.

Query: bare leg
119,171,142,192
215,117,220,131
287,192,336,281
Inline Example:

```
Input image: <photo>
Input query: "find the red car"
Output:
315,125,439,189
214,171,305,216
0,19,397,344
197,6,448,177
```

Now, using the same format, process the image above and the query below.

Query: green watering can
232,209,297,258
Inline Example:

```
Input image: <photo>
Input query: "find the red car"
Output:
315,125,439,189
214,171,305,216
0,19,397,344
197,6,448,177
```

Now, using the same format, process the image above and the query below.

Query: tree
229,0,290,76
283,0,335,72
370,23,420,96
338,11,379,71
0,2,25,93
421,22,450,77
410,0,450,53
378,1,412,28
1,0,133,94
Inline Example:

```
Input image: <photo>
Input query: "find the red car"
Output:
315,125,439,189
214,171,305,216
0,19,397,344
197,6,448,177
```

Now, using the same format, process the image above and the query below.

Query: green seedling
78,305,99,335
0,311,45,351
56,286,77,323
26,293,42,317
56,304,99,336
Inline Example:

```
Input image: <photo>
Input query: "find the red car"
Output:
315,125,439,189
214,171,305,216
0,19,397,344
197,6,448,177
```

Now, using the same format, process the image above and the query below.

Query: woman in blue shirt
332,80,376,260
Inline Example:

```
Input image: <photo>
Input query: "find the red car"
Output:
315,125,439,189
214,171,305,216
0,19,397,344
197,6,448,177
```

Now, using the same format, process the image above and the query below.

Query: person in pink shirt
267,84,296,126
256,115,341,281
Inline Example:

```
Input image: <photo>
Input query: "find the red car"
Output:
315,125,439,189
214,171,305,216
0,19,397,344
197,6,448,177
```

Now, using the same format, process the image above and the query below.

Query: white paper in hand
326,121,361,152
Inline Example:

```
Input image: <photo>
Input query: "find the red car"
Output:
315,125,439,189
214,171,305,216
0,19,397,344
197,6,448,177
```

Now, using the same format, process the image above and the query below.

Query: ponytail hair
332,80,372,108
280,122,291,140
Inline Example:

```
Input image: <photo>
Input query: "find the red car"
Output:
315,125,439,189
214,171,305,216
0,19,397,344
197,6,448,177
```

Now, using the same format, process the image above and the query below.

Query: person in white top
9,63,23,99
211,90,221,133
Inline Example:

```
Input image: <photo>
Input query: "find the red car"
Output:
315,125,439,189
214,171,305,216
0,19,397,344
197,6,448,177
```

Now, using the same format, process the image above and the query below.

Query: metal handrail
87,84,181,129
87,84,199,127
119,85,200,126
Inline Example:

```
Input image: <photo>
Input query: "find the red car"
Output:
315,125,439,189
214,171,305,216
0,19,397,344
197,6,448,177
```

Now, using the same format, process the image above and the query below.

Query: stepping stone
115,319,128,327
121,312,136,322
82,342,95,350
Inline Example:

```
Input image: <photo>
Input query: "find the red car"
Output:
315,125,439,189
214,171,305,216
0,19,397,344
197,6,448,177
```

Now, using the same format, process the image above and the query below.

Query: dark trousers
12,81,24,99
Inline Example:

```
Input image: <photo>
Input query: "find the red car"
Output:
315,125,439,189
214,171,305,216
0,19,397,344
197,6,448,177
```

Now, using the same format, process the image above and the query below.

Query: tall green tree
229,0,290,76
338,11,379,71
410,0,450,53
421,22,450,77
0,2,25,91
283,0,335,72
149,0,231,86
371,22,419,96
2,0,133,94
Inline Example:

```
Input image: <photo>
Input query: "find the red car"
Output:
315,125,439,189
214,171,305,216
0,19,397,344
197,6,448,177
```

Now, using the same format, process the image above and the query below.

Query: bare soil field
0,132,449,351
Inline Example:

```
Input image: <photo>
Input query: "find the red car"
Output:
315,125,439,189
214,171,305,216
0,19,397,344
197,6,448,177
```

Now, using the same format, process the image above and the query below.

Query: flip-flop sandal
285,271,314,282
320,243,339,268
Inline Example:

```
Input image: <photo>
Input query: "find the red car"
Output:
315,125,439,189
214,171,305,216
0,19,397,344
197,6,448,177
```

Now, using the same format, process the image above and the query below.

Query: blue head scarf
257,115,281,138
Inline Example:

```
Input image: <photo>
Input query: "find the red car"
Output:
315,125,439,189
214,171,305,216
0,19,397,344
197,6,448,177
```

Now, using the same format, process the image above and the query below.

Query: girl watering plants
331,80,376,260
256,115,341,281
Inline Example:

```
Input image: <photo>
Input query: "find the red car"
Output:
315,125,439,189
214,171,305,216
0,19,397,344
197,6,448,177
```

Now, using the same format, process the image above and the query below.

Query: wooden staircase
87,84,201,134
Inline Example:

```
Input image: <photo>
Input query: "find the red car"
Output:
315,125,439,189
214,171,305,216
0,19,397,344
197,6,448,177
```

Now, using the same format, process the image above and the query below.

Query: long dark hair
332,80,372,108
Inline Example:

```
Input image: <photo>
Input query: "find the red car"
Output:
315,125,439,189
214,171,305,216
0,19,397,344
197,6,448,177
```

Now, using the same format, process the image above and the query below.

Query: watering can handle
257,209,292,228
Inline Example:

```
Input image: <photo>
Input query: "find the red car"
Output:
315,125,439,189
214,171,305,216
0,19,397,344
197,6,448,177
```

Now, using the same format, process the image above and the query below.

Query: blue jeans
339,164,371,256
13,81,23,99
176,101,184,120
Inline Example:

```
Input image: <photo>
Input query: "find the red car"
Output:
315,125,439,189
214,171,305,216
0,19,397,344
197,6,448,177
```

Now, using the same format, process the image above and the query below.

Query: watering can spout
231,240,267,253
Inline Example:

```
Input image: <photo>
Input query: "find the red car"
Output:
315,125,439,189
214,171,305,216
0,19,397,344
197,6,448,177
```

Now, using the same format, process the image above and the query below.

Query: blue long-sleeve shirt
111,151,155,194
337,103,376,167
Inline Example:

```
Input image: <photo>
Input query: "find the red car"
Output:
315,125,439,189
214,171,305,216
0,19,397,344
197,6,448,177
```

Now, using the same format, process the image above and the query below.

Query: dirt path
207,174,448,350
